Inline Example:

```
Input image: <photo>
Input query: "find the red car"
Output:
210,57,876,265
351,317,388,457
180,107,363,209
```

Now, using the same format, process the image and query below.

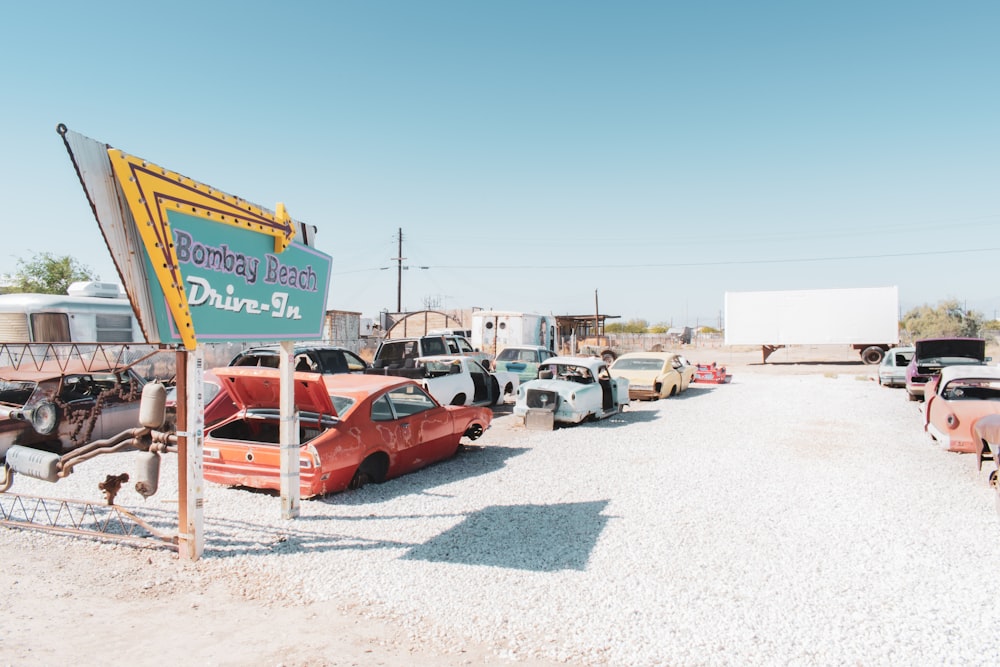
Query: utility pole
394,227,404,312
594,289,600,340
386,228,428,313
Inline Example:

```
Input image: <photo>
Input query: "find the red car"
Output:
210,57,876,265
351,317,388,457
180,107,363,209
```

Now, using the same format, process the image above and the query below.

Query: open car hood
212,368,336,416
915,338,986,360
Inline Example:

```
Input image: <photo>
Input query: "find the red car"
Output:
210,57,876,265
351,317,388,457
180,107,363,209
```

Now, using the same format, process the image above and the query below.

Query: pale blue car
493,345,556,383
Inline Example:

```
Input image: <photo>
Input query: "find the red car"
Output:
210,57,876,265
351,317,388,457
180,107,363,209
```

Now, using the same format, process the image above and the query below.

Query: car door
467,361,492,404
382,384,454,471
95,371,142,439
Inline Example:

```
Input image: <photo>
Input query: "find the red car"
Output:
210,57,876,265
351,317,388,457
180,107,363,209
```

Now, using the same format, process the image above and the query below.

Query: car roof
238,344,355,354
938,365,1000,384
542,356,607,370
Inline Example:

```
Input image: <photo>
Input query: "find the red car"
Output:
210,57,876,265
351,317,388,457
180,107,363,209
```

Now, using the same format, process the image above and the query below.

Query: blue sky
2,1,998,327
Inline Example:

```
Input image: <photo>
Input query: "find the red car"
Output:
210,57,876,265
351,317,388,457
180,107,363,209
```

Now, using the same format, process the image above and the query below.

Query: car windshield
498,348,540,362
0,379,37,406
941,380,1000,401
422,359,460,374
613,358,664,371
544,364,594,383
885,351,913,367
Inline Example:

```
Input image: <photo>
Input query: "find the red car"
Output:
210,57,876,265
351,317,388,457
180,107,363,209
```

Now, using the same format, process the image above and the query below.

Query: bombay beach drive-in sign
58,125,331,349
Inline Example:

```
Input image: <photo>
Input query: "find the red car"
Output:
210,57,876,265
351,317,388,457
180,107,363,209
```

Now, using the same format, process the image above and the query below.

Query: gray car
877,346,914,388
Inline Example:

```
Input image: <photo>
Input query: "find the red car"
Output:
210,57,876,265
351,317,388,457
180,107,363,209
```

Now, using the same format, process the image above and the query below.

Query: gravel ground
4,364,1000,666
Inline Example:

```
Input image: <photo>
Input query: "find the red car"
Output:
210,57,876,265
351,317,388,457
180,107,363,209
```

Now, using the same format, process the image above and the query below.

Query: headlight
29,401,58,435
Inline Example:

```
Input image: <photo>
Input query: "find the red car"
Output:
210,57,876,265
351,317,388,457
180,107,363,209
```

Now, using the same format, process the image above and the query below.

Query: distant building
666,326,693,344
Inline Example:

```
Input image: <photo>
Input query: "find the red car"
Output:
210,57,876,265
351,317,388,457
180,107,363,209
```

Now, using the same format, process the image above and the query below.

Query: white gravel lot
4,366,1000,666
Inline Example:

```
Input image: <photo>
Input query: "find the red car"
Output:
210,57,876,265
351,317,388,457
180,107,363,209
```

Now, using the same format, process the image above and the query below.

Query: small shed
323,310,362,352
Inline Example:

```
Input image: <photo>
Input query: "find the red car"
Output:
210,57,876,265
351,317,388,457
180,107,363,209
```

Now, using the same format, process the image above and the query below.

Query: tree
8,252,98,295
900,299,984,340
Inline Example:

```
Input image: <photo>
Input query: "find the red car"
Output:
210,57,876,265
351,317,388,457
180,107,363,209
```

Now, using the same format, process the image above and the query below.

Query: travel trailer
0,281,143,343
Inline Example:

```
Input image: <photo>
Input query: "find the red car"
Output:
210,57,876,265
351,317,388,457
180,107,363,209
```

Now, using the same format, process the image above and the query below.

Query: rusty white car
513,356,628,426
923,365,1000,454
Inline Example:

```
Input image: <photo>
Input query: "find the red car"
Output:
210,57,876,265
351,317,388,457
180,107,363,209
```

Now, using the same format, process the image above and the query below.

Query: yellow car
609,352,694,401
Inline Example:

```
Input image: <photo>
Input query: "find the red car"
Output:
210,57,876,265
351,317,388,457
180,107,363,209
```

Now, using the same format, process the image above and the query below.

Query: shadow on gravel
491,402,515,417
401,500,611,571
584,410,659,426
196,495,612,564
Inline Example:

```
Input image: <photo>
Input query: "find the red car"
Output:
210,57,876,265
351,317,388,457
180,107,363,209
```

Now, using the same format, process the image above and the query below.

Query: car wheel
451,394,466,406
861,346,885,365
349,454,387,490
490,378,500,406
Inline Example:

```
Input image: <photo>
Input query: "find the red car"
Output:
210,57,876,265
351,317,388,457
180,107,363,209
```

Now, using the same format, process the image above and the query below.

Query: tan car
609,352,694,401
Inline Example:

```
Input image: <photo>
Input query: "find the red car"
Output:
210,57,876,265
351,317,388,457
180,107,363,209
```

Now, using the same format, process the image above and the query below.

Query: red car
202,368,492,498
923,365,1000,453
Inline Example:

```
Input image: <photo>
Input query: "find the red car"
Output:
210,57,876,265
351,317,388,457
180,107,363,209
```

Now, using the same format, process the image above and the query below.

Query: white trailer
470,311,556,358
724,286,900,364
0,281,142,344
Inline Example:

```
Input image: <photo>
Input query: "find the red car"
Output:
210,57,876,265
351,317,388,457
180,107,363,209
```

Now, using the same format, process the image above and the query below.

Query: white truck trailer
470,311,557,358
724,286,900,364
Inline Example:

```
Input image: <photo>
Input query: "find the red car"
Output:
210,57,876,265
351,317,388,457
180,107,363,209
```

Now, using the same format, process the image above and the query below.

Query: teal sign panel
147,210,331,343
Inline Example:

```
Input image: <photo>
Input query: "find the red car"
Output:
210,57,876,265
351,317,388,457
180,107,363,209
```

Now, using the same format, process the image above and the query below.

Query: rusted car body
202,368,491,498
608,352,690,400
0,360,145,462
693,363,732,384
923,365,1000,454
974,415,1000,487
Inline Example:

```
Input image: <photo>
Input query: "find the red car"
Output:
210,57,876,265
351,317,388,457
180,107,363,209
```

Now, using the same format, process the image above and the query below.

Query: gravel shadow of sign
402,500,610,571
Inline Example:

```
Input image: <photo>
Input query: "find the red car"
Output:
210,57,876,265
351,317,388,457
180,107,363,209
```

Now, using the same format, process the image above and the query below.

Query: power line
416,246,1000,271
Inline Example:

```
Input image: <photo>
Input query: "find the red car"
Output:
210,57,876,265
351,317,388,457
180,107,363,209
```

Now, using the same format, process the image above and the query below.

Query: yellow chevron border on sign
108,149,297,350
